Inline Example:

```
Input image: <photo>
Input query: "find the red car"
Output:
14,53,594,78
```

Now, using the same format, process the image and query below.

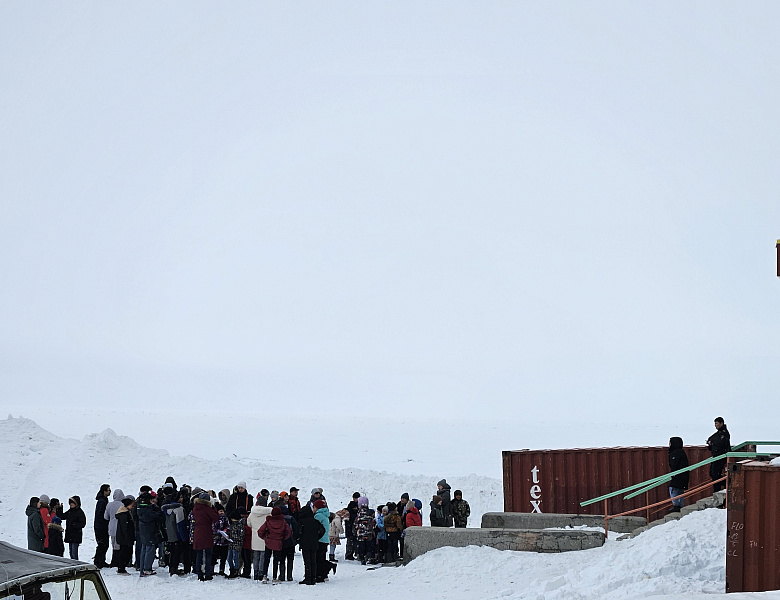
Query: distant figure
668,437,690,513
451,490,471,527
707,417,731,492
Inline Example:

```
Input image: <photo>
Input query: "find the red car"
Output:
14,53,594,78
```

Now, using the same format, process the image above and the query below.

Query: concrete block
680,506,697,517
480,512,645,534
403,527,605,564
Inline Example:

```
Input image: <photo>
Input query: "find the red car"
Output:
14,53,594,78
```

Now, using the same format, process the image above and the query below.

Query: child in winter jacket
383,503,402,563
353,505,375,565
227,510,246,578
451,490,471,528
212,505,230,576
375,507,387,563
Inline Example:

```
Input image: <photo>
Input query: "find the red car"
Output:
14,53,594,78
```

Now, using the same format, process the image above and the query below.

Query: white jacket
246,505,273,551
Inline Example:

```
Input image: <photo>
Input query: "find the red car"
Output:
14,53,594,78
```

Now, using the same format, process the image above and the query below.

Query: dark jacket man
27,499,45,552
668,437,690,490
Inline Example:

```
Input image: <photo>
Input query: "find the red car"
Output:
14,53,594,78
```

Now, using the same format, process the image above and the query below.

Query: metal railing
579,442,780,535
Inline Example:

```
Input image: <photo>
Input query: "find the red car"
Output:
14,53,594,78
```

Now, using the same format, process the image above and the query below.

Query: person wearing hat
227,482,253,515
115,497,136,575
313,499,336,582
287,488,301,519
38,495,52,552
344,492,360,560
257,489,270,507
62,496,87,560
296,504,325,585
269,490,280,507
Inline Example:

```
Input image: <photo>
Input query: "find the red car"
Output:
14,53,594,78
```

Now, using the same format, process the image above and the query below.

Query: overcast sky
1,2,778,435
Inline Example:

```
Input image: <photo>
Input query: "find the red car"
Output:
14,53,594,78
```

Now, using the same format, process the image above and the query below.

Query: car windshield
4,573,109,600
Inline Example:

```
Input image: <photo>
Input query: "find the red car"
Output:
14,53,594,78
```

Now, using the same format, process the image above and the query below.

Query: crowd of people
26,477,470,585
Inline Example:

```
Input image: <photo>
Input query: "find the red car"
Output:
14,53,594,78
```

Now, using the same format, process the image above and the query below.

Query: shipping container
502,446,712,521
726,460,780,593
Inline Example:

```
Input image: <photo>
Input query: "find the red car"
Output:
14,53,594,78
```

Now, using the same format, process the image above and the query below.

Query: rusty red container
726,460,780,593
503,446,711,521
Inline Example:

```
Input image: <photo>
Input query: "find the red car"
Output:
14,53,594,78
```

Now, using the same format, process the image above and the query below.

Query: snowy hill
1,416,774,600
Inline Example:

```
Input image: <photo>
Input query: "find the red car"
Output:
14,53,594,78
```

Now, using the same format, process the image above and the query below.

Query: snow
2,416,779,600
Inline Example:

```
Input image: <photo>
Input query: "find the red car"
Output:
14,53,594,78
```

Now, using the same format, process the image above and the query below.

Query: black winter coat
94,493,109,535
63,501,87,544
137,503,165,546
668,438,690,490
707,426,731,457
297,507,325,550
27,506,45,552
115,507,135,546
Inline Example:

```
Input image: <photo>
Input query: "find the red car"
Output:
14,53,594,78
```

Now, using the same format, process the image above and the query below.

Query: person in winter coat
451,490,471,527
668,437,690,512
92,484,111,567
436,479,453,527
279,506,300,582
226,483,254,515
247,503,273,581
136,492,165,576
162,492,189,576
192,493,220,581
287,487,302,519
383,502,402,563
258,506,292,582
353,499,375,565
329,508,348,562
227,510,246,578
344,492,360,560
405,504,423,528
115,498,135,575
105,488,125,567
297,505,325,585
27,498,45,552
430,495,447,527
211,504,230,576
313,500,336,581
707,417,731,492
47,515,65,557
38,495,52,552
398,493,410,559
62,496,87,560
256,489,270,507
218,489,231,509
375,507,387,563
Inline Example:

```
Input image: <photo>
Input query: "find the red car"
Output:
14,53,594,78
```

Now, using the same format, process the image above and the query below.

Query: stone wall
480,512,646,534
403,526,605,564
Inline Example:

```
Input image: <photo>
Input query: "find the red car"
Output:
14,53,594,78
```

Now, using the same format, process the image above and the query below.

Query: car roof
0,542,98,595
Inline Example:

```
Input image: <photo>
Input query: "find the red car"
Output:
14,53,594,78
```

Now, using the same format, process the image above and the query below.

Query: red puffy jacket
406,505,422,527
258,509,292,552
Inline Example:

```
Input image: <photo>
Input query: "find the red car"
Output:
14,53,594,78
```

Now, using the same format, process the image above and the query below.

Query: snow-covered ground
1,415,777,600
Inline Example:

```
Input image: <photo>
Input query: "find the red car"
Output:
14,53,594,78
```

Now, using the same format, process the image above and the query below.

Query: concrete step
619,492,724,541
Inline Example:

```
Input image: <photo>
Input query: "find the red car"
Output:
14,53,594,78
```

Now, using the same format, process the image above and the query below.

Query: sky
1,2,779,440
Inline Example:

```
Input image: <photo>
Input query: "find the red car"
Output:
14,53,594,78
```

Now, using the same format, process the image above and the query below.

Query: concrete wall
403,526,605,564
481,512,646,534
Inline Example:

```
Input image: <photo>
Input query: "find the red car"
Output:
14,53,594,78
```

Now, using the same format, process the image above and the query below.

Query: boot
329,553,336,562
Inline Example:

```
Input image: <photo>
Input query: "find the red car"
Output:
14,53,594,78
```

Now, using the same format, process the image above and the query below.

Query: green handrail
579,442,780,508
732,441,780,451
622,452,773,500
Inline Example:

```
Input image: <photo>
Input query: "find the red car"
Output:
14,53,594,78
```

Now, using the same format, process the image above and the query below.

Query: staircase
617,490,726,540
